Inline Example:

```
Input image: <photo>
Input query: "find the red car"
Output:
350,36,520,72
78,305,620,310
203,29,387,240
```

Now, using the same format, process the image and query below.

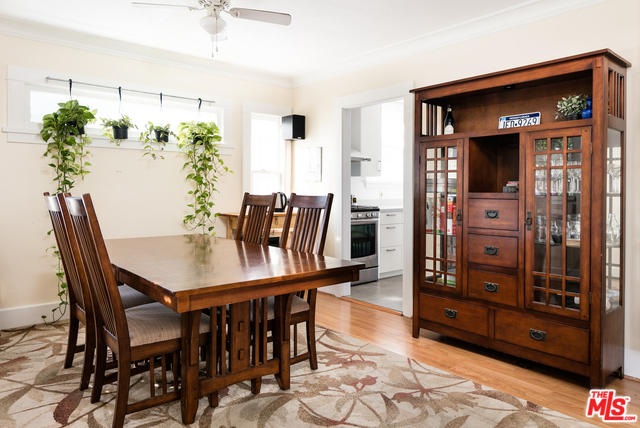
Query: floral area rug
0,322,596,427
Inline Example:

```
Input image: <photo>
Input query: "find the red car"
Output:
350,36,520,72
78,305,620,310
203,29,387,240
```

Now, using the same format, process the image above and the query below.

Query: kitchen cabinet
411,50,629,388
358,104,382,177
380,209,403,277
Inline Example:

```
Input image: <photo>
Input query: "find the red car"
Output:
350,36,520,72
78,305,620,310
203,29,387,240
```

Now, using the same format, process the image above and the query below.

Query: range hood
350,150,371,162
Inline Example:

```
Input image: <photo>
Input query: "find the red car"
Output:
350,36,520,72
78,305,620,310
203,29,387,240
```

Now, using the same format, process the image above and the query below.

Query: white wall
0,34,292,322
292,0,640,376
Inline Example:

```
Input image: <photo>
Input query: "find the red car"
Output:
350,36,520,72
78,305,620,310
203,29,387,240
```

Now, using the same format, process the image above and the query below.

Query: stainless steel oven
350,205,379,285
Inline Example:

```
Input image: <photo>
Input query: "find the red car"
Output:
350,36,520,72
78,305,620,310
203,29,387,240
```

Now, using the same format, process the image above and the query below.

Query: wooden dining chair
43,192,155,391
267,193,333,370
64,194,212,428
234,192,277,245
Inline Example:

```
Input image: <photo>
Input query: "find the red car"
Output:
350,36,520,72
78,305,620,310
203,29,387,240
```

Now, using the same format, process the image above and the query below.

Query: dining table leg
181,310,202,425
273,293,294,390
228,301,251,371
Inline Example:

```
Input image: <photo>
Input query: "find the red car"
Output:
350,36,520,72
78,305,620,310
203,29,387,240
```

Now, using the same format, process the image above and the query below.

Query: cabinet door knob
444,308,457,319
484,282,499,293
529,329,547,342
484,246,499,256
485,210,500,219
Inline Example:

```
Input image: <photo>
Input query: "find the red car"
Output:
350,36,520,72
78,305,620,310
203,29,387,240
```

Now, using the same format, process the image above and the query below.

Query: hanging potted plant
139,122,175,160
40,99,96,324
556,94,588,121
100,115,137,145
176,121,231,235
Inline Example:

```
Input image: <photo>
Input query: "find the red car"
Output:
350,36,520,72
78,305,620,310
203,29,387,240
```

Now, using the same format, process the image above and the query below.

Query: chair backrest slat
44,193,80,310
280,193,333,255
66,194,127,345
235,193,277,245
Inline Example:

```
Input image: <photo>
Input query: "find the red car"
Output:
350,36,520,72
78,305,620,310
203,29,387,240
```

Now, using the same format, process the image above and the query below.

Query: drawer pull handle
444,308,457,319
386,248,397,252
529,329,547,342
386,226,397,229
484,246,499,256
484,282,499,293
485,210,500,219
386,213,397,216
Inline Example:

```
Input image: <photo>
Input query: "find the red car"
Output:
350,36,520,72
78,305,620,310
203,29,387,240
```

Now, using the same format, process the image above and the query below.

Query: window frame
242,101,292,194
3,65,234,155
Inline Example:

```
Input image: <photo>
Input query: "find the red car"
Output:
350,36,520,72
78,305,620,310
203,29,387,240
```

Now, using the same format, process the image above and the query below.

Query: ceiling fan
132,0,291,42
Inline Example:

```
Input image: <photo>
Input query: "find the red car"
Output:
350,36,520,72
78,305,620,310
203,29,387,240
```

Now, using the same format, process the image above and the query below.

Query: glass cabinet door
605,128,623,313
525,127,591,320
419,141,463,294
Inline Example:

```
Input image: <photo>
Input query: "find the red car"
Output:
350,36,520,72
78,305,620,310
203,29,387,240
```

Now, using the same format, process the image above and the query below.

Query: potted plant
176,121,231,234
139,122,175,160
556,94,588,121
40,99,96,324
100,115,137,145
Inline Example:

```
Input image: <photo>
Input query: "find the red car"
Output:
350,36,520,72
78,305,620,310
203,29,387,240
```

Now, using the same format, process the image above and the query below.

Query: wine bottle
443,105,455,135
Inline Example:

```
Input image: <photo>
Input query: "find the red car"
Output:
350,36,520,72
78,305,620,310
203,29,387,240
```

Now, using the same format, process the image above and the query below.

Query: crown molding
0,16,295,89
0,0,608,90
290,0,608,88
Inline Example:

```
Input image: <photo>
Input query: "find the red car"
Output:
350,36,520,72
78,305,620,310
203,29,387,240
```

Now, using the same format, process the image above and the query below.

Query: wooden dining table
106,234,362,425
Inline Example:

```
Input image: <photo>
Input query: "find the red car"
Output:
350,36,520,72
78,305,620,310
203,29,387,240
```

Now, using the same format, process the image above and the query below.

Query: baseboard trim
0,302,69,330
339,296,403,316
624,348,640,379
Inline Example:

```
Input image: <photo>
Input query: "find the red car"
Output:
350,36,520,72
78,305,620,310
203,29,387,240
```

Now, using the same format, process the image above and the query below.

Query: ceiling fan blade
226,8,291,26
131,2,202,11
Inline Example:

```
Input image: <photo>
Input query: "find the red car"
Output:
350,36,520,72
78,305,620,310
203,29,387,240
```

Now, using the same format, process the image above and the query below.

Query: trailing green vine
40,100,96,324
176,121,231,235
140,122,174,160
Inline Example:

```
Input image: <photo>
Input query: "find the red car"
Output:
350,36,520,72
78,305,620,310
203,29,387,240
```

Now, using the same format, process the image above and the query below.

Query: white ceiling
0,0,607,87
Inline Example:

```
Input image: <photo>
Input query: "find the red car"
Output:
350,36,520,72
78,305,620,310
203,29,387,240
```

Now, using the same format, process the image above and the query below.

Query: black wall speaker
282,114,305,140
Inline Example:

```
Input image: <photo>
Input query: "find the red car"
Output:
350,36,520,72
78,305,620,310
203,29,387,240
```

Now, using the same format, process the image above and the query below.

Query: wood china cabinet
411,50,630,388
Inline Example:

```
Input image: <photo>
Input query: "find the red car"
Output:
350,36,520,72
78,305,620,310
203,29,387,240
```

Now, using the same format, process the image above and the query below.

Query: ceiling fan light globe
210,31,227,42
200,15,227,35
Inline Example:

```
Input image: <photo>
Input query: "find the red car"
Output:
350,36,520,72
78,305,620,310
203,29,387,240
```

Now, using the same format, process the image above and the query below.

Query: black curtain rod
45,77,216,105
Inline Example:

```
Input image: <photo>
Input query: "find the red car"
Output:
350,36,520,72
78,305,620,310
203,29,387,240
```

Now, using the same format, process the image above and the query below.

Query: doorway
333,82,414,316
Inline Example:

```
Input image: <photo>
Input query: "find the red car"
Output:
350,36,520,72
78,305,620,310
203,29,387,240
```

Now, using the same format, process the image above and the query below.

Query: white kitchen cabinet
379,209,403,277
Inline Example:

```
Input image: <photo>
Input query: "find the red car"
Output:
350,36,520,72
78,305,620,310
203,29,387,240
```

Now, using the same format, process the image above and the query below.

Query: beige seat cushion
119,285,155,309
265,295,309,320
125,302,210,347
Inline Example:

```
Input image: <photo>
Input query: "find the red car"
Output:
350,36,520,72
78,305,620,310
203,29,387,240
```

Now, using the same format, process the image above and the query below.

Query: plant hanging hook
197,98,202,117
118,86,125,115
69,79,73,100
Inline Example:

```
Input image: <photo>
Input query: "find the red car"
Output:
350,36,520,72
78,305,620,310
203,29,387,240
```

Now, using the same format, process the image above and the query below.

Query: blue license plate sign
498,112,540,129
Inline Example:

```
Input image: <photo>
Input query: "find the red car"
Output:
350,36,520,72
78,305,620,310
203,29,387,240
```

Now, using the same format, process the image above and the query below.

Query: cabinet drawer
380,211,402,225
468,199,518,231
420,295,489,337
494,311,589,364
468,270,518,307
380,224,403,247
468,234,518,269
380,245,402,273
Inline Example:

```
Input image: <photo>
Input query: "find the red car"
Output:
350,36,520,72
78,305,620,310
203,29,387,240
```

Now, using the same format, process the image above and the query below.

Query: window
5,65,233,154
242,102,291,194
250,113,285,194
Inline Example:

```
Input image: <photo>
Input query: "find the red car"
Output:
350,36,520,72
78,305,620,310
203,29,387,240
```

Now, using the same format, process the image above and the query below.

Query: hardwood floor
316,292,640,427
